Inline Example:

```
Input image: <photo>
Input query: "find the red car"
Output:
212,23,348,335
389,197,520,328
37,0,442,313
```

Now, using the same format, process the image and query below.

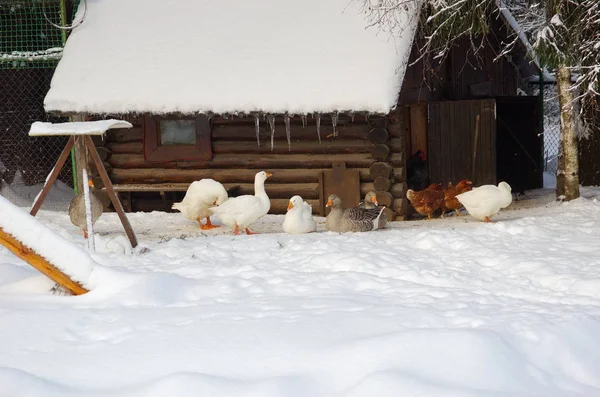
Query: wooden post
472,114,481,182
30,136,75,216
0,227,88,295
84,136,138,248
72,114,87,194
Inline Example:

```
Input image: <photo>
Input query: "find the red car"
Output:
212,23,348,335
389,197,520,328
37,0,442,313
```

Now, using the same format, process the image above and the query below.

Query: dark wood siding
428,99,497,186
579,101,600,186
94,114,407,218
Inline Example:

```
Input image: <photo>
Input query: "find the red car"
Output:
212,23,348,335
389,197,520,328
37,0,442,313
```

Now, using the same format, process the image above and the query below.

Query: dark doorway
496,97,543,195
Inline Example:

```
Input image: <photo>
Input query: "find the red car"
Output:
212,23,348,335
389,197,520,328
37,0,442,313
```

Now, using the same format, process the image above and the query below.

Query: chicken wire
0,1,76,210
533,84,561,174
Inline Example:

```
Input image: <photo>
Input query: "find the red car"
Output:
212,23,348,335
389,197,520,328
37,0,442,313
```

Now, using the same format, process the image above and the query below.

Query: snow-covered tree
361,0,600,201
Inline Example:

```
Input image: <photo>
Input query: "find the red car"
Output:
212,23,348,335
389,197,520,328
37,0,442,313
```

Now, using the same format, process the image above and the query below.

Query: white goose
209,171,272,235
456,181,512,222
172,179,228,230
282,195,316,234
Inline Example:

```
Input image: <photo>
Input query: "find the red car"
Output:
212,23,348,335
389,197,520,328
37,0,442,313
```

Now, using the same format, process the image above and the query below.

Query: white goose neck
254,178,267,197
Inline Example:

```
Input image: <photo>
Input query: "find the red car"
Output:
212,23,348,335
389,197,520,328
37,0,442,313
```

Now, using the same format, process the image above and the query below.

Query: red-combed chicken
406,183,444,220
441,179,473,217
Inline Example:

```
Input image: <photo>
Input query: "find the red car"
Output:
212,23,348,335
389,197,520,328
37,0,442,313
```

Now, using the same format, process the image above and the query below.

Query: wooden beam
72,115,87,194
0,227,88,295
30,136,75,216
84,136,138,248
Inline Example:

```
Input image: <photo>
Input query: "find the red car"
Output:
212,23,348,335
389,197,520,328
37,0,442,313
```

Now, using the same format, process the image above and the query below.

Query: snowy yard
1,189,600,396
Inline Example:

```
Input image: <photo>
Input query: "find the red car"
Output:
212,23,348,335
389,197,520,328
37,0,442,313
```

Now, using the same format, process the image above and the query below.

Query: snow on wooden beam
0,195,95,295
29,119,132,137
0,228,89,295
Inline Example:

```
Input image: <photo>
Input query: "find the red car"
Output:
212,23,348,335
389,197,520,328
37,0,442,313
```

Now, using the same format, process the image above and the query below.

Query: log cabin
43,0,543,220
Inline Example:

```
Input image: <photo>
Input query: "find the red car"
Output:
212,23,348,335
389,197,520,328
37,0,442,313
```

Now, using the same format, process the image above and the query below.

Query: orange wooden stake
0,227,88,295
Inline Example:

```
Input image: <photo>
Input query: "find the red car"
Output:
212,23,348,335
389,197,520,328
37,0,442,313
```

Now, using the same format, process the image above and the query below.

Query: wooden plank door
428,99,496,186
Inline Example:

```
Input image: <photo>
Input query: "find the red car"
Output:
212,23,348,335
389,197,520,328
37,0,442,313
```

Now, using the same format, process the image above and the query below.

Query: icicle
350,112,355,123
365,112,370,122
315,113,321,143
267,114,275,151
284,114,291,151
301,114,307,128
254,114,261,147
331,111,339,138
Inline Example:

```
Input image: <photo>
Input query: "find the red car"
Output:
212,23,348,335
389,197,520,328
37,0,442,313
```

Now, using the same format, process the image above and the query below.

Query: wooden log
390,182,407,198
91,135,106,147
109,153,375,170
368,118,388,129
0,227,88,295
390,152,403,167
390,138,403,152
368,128,389,144
211,114,364,126
107,127,143,143
96,146,112,161
393,167,405,183
387,120,404,138
212,140,372,155
382,208,395,223
371,144,390,161
111,168,372,184
370,162,393,179
270,199,320,215
360,183,375,196
394,214,406,221
212,123,370,141
107,182,319,199
106,141,143,154
375,191,393,207
222,183,319,199
392,198,407,215
373,176,392,192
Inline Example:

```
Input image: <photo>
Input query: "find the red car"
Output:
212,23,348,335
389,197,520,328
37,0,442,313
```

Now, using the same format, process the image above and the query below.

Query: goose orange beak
287,201,294,211
266,172,272,178
326,199,333,207
88,180,95,188
371,195,378,205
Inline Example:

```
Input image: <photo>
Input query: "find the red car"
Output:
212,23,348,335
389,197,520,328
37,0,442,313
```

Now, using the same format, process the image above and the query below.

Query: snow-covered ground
1,188,600,396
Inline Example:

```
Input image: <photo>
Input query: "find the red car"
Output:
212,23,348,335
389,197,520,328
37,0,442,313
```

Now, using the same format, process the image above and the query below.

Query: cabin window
143,115,212,162
159,120,196,146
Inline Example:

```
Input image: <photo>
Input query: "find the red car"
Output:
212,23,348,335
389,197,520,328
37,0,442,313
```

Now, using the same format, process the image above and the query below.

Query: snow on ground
0,170,74,210
1,188,600,396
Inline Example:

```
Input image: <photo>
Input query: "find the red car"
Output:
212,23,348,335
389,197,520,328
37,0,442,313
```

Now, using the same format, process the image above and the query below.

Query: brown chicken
406,183,444,220
441,179,473,217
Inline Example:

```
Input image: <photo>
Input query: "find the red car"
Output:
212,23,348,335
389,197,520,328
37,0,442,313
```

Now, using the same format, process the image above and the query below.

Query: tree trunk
556,66,580,201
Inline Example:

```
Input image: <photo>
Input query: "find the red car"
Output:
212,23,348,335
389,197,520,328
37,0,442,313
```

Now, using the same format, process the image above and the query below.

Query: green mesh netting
0,0,79,209
0,1,71,69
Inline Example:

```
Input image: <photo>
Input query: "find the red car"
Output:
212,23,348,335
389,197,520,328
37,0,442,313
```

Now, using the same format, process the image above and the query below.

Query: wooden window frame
143,114,212,162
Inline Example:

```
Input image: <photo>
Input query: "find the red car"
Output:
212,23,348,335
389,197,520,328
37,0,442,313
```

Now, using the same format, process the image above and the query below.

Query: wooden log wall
93,113,407,219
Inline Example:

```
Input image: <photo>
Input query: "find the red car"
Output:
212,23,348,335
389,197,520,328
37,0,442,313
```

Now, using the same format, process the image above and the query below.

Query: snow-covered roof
44,0,421,115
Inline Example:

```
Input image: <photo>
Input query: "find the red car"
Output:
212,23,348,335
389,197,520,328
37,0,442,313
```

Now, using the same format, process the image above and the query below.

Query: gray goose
356,191,388,229
325,194,384,232
68,180,103,238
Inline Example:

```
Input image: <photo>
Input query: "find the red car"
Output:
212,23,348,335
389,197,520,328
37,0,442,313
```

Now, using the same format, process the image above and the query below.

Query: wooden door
428,99,496,186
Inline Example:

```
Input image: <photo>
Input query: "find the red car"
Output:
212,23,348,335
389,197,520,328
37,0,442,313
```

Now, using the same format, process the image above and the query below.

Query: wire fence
0,1,75,210
534,84,561,175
